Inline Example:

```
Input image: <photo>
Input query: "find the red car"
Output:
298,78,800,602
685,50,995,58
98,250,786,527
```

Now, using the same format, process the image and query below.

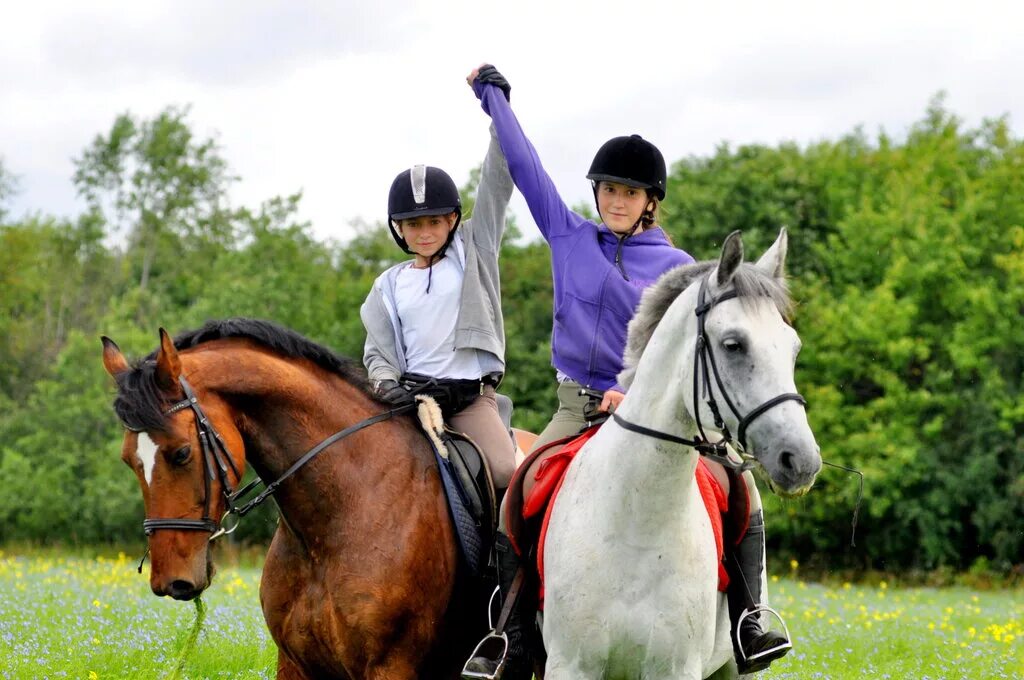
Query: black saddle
429,426,498,576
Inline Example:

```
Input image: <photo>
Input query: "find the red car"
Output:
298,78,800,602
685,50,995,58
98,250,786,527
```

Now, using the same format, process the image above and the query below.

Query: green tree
73,106,236,295
730,102,1024,572
0,214,114,402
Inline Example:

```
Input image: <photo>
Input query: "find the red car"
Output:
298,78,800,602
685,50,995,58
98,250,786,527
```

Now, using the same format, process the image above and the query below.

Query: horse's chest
544,456,724,671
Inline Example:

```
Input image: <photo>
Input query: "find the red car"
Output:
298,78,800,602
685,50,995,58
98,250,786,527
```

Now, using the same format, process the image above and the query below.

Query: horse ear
755,227,788,279
154,328,181,391
715,230,744,287
101,336,129,377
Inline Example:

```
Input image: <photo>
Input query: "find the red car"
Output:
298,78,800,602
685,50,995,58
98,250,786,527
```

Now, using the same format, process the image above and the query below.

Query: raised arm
464,123,514,253
470,68,582,242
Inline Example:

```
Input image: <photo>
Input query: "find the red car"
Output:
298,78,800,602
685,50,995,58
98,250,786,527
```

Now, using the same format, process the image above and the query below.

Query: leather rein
612,274,806,471
128,376,415,542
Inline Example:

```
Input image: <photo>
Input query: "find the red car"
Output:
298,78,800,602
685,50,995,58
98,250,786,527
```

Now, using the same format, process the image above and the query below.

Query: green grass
0,551,275,679
0,550,1020,679
765,566,1023,679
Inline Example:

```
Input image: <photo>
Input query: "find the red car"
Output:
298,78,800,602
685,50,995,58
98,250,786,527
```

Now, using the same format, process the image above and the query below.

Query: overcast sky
2,0,1021,243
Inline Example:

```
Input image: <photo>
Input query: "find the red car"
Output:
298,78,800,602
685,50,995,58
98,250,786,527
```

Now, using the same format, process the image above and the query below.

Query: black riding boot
462,533,534,680
726,510,792,674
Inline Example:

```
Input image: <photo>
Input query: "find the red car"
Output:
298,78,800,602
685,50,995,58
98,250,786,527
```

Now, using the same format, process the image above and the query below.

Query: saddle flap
443,428,497,536
502,432,580,559
414,395,497,575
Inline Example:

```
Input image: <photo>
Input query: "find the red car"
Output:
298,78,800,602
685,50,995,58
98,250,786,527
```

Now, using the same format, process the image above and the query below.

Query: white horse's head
620,229,821,496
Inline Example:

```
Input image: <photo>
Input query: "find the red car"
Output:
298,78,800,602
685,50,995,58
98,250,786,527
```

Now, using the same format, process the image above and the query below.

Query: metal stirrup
462,587,508,680
461,568,526,680
736,605,792,664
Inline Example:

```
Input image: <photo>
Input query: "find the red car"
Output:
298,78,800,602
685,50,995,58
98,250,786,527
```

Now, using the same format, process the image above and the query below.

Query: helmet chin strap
422,212,462,293
606,195,656,281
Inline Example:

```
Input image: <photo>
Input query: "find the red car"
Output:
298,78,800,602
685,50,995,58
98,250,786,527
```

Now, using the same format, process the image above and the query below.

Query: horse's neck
599,291,706,524
202,349,423,549
606,384,701,515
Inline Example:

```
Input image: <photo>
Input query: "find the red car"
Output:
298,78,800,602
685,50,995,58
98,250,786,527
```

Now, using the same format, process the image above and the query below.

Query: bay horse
101,320,489,679
540,230,822,679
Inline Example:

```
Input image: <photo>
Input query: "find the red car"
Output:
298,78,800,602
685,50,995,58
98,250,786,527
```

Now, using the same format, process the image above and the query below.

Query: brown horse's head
102,329,245,600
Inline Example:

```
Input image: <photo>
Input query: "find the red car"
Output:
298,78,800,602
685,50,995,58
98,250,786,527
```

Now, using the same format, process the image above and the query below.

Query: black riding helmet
387,165,463,255
587,135,667,282
586,134,667,200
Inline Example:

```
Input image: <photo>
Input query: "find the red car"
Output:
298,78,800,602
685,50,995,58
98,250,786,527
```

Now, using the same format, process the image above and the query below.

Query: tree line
1,98,1020,573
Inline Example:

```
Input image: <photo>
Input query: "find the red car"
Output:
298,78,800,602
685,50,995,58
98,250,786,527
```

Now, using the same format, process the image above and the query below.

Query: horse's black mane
113,318,370,432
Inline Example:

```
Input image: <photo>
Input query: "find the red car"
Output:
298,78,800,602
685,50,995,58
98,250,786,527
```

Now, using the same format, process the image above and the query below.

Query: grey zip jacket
360,124,513,382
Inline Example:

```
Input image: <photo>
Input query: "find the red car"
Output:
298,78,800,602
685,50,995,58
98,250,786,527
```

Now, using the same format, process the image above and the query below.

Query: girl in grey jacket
359,109,516,489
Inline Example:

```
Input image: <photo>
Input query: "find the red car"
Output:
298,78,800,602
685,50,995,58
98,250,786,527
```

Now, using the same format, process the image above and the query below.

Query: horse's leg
705,658,739,680
366,657,418,680
543,655,589,680
275,654,311,680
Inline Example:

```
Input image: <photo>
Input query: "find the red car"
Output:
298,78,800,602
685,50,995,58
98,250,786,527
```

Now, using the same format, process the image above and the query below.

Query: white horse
541,229,822,680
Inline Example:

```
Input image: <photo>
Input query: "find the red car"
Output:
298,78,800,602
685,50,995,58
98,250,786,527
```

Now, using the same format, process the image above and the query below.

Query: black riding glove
475,64,511,102
375,379,413,406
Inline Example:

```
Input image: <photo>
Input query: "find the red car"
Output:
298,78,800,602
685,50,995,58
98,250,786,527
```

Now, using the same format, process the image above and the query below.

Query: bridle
128,375,415,542
612,274,807,471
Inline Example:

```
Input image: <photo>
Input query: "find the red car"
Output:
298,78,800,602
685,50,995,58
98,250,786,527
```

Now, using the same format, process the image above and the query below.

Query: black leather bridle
612,274,807,471
128,376,415,542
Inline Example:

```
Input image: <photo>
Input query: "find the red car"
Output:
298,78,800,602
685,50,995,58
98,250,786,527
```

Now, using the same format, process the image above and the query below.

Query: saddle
415,397,498,576
504,426,752,604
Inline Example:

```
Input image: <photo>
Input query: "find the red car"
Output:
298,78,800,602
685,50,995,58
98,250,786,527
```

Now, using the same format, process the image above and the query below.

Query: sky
2,0,1022,244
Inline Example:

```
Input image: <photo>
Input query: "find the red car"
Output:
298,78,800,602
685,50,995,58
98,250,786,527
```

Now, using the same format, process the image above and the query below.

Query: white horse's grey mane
618,260,793,389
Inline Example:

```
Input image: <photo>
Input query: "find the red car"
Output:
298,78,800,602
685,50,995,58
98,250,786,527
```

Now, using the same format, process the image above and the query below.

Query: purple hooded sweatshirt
474,82,695,392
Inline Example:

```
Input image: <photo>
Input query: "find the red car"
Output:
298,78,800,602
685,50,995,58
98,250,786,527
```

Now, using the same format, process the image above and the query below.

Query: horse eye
722,338,744,353
170,445,192,466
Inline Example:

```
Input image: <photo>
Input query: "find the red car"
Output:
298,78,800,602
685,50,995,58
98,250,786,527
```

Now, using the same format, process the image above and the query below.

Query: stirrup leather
736,604,792,664
462,586,508,680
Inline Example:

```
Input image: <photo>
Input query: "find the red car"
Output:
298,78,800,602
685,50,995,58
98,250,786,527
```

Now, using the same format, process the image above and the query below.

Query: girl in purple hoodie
469,66,694,451
462,66,791,680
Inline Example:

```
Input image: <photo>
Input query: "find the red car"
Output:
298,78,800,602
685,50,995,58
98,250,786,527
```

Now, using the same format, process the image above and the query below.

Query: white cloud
2,0,1022,243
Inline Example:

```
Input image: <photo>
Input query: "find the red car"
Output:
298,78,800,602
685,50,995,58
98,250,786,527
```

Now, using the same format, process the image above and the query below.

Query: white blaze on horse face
136,432,159,486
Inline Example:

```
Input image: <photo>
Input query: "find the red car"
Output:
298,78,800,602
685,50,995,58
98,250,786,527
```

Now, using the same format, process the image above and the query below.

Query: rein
131,376,417,542
611,274,866,547
612,274,806,471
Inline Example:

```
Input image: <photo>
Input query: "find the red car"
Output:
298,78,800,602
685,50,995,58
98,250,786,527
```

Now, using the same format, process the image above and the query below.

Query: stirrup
736,604,792,666
461,587,508,680
461,632,508,680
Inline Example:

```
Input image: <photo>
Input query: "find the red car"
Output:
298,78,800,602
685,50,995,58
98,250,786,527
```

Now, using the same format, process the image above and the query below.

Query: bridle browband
128,376,416,542
612,274,807,471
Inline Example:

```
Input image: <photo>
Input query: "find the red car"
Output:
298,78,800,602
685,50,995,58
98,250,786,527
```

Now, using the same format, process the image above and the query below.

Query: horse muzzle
148,537,213,600
758,441,822,497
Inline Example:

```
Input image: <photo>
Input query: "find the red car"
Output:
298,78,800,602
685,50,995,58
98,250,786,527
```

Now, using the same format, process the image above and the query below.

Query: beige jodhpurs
448,385,517,489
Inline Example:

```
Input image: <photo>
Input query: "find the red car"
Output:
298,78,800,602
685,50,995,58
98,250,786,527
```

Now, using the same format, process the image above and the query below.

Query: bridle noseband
612,274,807,471
128,376,415,542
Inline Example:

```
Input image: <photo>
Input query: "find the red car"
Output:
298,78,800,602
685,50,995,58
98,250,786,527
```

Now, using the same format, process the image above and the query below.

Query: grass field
0,550,1020,679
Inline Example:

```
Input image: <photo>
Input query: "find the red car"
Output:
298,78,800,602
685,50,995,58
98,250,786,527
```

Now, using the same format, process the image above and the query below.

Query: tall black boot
726,510,792,674
462,533,534,680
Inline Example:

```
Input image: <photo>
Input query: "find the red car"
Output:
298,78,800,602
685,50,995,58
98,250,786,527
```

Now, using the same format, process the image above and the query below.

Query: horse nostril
169,580,197,600
779,450,795,470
